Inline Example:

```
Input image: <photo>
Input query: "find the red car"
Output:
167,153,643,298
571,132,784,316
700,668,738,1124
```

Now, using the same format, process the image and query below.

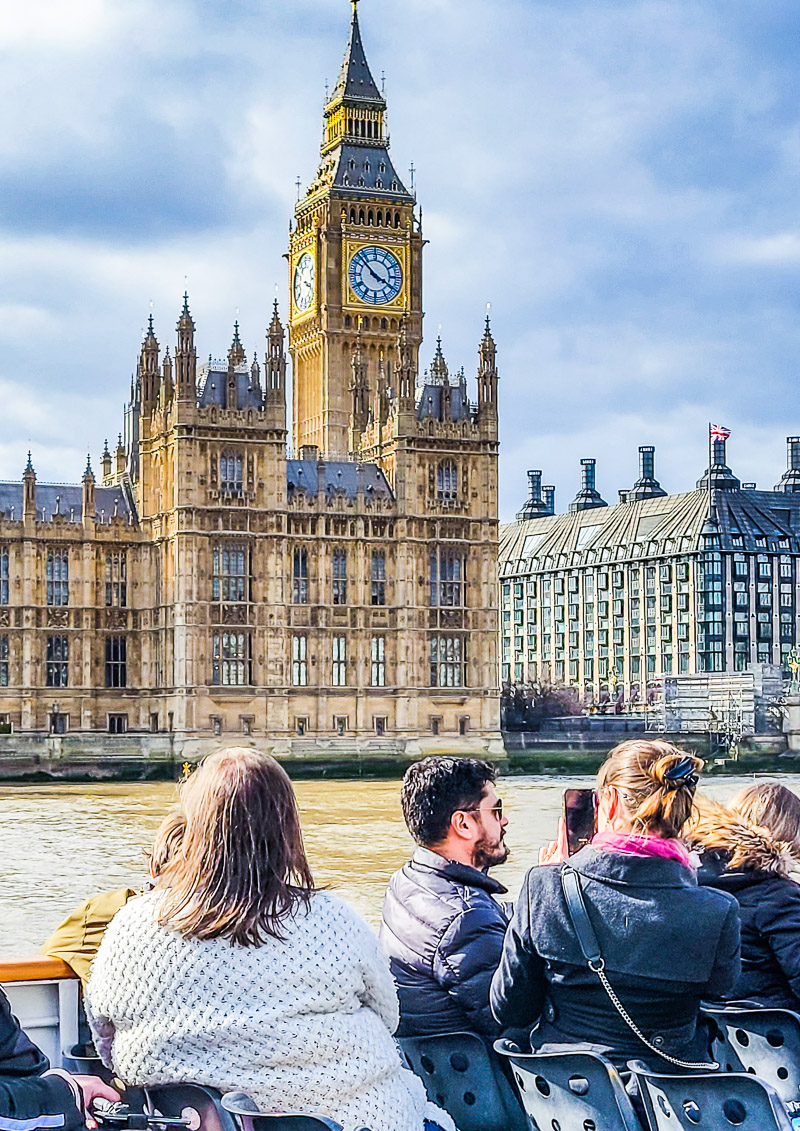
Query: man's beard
473,831,509,871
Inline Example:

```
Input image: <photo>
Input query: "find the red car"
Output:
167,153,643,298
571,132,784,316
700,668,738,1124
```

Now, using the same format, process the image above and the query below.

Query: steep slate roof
286,459,394,502
416,382,473,423
331,6,385,105
332,145,412,200
0,483,133,524
197,365,264,410
500,487,800,577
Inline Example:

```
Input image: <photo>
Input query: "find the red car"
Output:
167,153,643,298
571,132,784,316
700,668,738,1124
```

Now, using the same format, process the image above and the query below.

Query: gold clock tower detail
289,1,422,458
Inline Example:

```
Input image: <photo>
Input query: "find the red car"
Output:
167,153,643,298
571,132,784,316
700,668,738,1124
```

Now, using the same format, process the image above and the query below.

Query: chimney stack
775,436,800,493
542,485,556,515
569,458,607,513
627,444,666,502
515,469,549,521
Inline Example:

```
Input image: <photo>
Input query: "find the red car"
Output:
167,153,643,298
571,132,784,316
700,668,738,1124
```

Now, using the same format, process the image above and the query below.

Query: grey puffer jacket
379,847,511,1038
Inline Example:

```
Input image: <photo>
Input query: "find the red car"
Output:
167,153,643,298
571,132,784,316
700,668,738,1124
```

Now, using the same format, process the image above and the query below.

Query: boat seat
399,1031,526,1131
704,1005,800,1106
493,1040,643,1131
630,1061,793,1130
145,1084,238,1131
221,1093,343,1131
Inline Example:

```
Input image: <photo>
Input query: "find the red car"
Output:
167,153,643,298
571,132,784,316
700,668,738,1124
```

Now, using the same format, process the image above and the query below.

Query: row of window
0,550,128,609
0,544,469,611
0,634,468,690
0,710,473,740
290,547,466,607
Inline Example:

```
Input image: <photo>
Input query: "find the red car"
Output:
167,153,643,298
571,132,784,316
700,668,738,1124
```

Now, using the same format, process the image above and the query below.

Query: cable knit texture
86,889,453,1131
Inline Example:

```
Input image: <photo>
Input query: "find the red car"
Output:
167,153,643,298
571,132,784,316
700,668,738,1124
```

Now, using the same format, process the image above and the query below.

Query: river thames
1,774,795,959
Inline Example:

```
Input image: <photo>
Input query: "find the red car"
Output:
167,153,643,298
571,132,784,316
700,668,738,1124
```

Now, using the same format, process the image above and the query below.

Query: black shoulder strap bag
560,864,718,1071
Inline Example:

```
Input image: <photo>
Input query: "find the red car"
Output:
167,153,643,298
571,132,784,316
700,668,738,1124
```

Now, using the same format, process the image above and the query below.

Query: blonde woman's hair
156,747,314,945
597,739,703,838
731,781,800,859
149,809,185,877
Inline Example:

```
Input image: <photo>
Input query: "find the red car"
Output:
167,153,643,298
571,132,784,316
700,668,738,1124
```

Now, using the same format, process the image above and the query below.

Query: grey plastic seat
399,1032,526,1131
704,1005,800,1106
221,1094,342,1131
493,1040,642,1131
144,1085,240,1131
145,1087,342,1131
631,1063,793,1130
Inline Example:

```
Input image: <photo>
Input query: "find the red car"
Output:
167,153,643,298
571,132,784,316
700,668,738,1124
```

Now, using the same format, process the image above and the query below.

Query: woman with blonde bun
491,739,741,1073
690,781,800,1009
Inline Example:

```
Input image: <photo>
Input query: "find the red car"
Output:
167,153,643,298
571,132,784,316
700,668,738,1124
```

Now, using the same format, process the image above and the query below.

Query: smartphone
564,788,596,855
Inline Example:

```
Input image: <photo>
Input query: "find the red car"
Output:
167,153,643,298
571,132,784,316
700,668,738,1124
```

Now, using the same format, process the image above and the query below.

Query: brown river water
1,774,797,959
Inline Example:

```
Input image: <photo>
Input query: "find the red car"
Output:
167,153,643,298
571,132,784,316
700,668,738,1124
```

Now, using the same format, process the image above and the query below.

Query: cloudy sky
2,0,799,522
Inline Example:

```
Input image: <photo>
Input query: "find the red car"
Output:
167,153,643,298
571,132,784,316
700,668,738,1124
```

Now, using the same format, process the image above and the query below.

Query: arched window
376,179,383,190
359,208,365,224
379,161,386,174
394,210,400,227
220,452,243,495
437,459,458,502
349,207,356,223
377,209,383,225
342,175,349,186
364,159,370,172
380,317,387,330
368,209,374,225
349,158,356,170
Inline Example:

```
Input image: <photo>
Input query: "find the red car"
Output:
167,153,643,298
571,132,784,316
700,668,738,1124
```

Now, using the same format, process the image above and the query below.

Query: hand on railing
91,1100,191,1130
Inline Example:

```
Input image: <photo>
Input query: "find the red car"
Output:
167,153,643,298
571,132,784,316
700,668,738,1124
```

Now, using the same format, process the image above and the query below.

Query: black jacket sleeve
0,989,49,1078
757,879,800,1005
490,876,547,1029
0,990,83,1130
0,1075,84,1131
435,904,509,1036
704,899,741,1000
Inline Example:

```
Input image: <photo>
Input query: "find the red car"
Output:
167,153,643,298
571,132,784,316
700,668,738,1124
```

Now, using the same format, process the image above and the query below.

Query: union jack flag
710,424,731,442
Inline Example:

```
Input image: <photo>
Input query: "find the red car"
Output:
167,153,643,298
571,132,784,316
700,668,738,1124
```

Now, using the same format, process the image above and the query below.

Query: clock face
348,246,403,306
293,252,315,312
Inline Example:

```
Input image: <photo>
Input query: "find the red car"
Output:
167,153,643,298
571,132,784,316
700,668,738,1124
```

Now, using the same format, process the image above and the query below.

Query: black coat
379,847,511,1038
490,847,741,1070
698,851,800,1009
0,987,83,1130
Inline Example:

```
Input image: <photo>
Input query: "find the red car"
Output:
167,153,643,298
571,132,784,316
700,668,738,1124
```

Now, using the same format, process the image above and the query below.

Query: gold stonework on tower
0,3,501,768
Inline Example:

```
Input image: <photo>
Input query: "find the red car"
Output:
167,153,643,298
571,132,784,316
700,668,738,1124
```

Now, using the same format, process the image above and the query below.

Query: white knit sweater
86,890,453,1131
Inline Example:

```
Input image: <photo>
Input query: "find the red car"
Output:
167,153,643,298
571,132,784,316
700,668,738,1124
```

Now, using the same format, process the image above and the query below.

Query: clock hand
366,264,386,285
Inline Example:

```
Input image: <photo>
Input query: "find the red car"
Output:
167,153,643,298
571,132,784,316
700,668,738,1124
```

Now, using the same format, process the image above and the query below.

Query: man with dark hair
380,757,511,1037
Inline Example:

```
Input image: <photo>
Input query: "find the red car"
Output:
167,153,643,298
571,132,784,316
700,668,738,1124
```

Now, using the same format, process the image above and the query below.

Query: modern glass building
499,437,800,700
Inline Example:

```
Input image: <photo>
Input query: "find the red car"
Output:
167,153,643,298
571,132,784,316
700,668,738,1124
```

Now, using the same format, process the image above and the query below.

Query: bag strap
561,864,604,970
560,865,718,1072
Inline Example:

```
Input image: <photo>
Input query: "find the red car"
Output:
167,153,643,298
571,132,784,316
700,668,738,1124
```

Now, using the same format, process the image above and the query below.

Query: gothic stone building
0,7,501,765
500,437,800,699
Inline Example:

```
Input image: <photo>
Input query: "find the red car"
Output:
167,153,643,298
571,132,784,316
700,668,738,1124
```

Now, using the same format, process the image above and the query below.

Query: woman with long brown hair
690,780,800,1009
86,748,452,1131
491,739,741,1073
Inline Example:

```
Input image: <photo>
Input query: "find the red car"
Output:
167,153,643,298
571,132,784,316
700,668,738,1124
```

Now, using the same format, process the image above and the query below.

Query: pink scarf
591,830,694,870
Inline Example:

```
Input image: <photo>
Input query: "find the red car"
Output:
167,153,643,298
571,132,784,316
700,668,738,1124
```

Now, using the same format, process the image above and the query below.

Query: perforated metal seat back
145,1084,238,1131
493,1044,643,1131
399,1032,526,1131
634,1068,793,1131
705,1007,800,1105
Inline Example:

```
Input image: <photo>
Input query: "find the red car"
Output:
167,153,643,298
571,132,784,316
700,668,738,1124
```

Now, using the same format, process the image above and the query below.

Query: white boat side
0,959,80,1069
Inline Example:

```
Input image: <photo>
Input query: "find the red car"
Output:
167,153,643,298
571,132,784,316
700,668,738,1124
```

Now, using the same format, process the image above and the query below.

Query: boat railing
0,957,79,1069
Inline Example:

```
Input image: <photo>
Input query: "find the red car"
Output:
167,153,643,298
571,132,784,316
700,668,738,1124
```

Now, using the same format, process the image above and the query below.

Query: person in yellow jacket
42,811,185,987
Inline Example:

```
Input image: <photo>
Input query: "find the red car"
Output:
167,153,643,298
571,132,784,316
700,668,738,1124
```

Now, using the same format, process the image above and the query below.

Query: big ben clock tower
289,0,423,458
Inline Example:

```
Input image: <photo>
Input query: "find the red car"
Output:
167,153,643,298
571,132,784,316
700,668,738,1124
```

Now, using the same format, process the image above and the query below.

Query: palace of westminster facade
0,7,502,759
